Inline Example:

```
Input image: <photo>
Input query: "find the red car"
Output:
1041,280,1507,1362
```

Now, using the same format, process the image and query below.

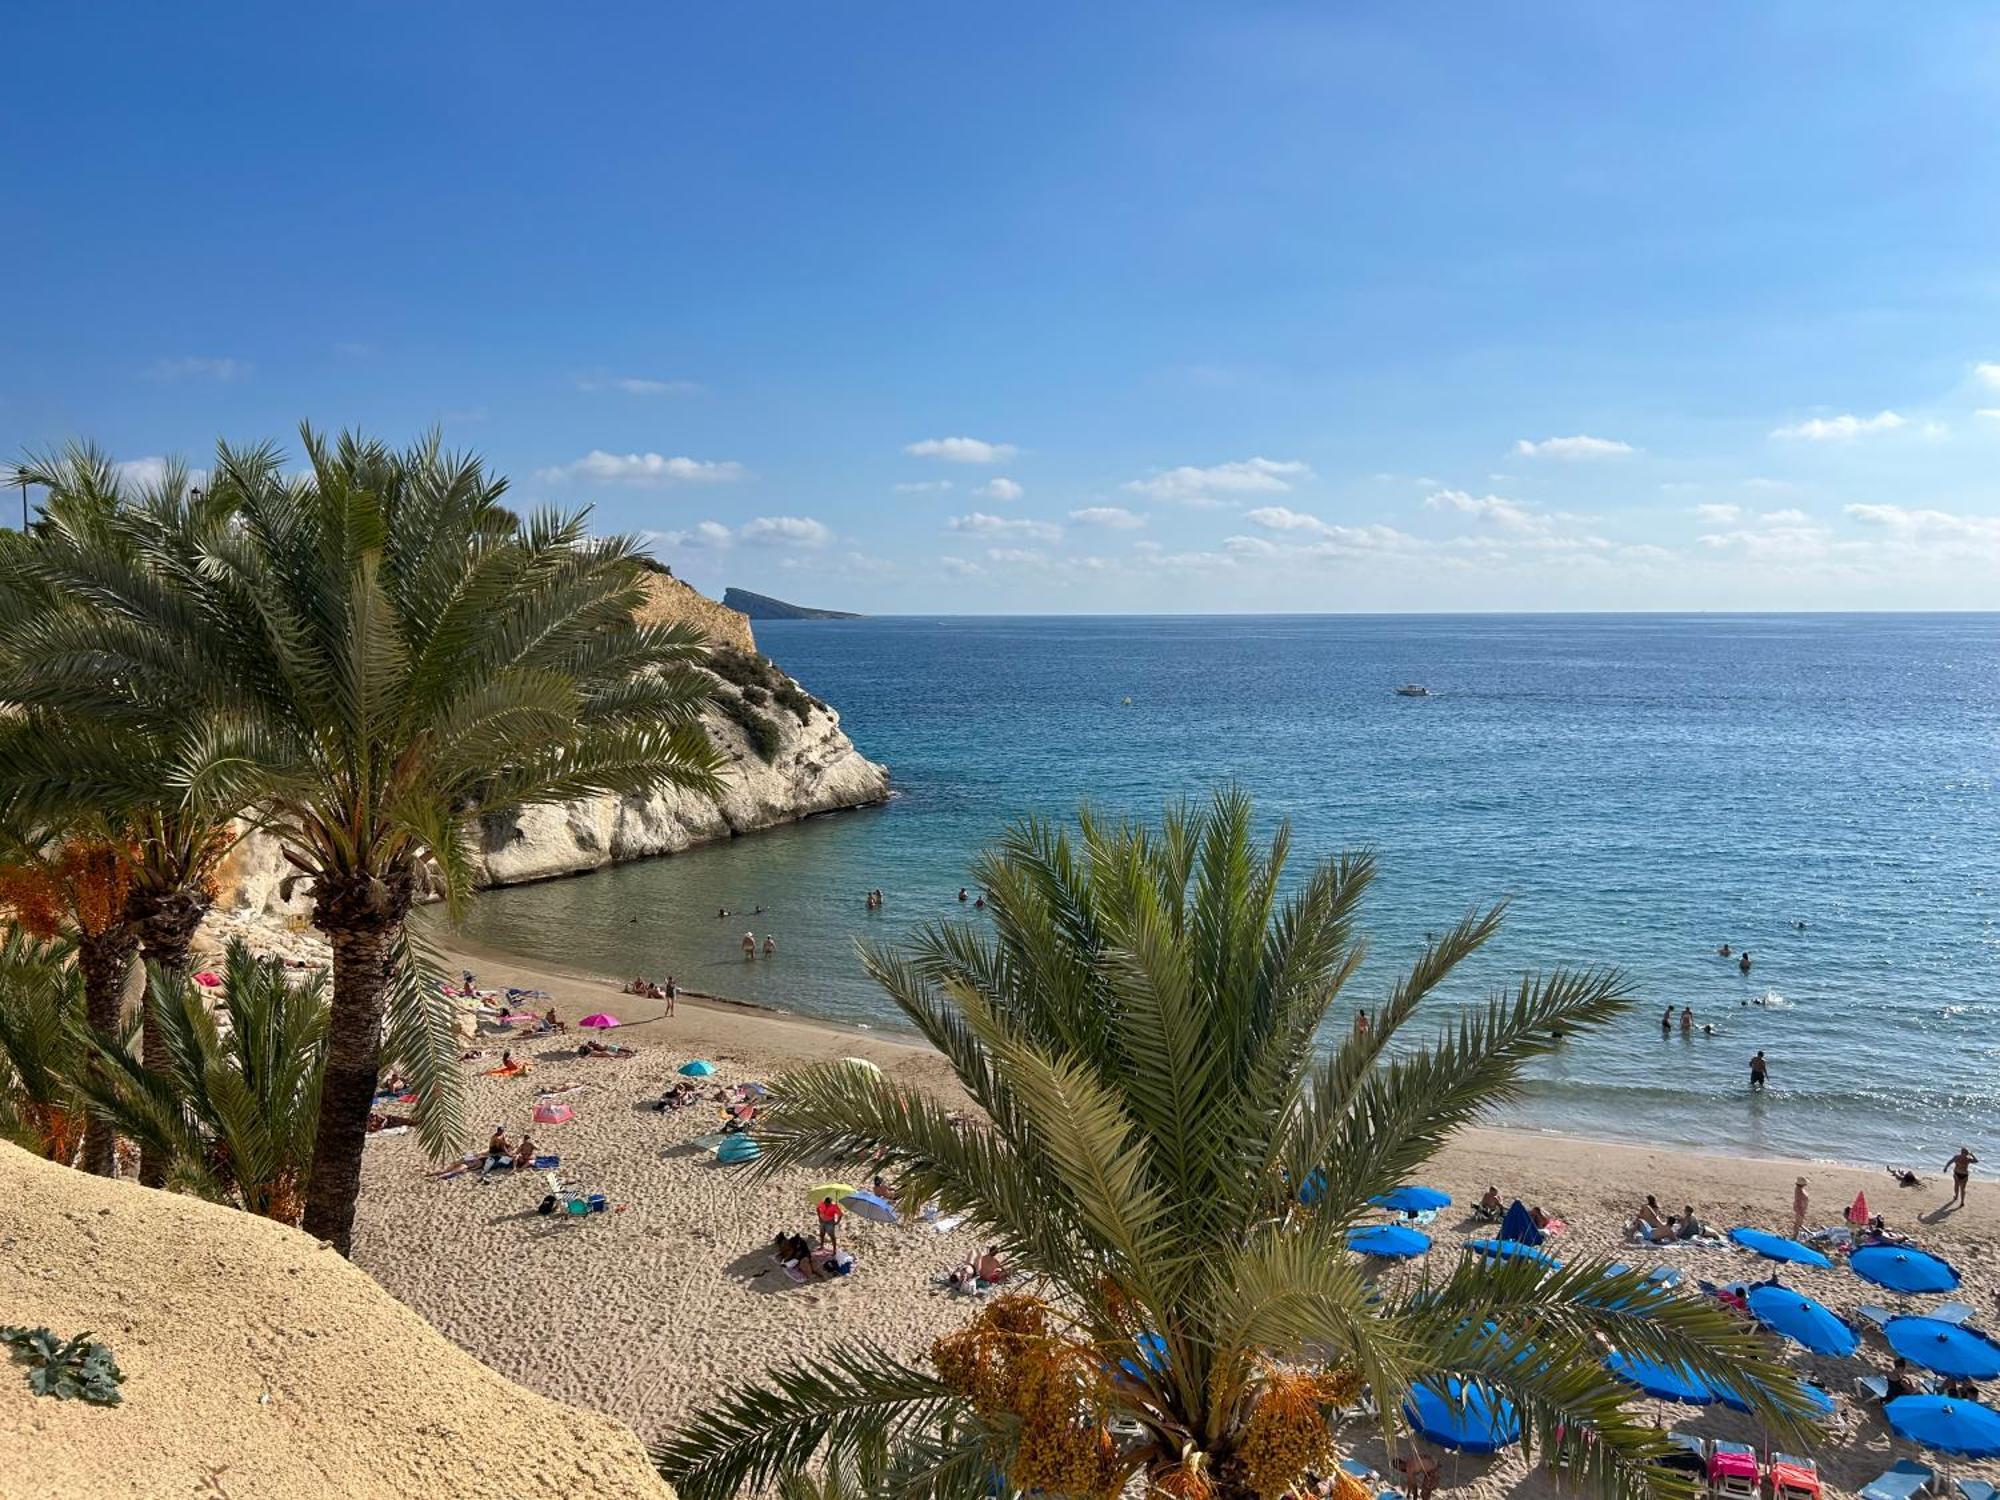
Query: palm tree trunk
127,882,211,1188
301,911,399,1255
74,929,137,1177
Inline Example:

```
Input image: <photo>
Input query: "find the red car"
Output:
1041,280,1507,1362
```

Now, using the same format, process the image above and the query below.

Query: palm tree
659,792,1817,1500
0,830,139,1175
0,443,247,1186
0,426,724,1252
0,928,94,1163
75,940,327,1223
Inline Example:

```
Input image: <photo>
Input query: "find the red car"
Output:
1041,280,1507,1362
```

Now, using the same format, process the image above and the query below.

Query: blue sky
8,4,2000,612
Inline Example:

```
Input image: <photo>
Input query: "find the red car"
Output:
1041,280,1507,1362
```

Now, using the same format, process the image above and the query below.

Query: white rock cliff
212,580,888,915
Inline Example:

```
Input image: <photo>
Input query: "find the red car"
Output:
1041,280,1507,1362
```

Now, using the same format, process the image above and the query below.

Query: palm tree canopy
0,428,724,914
74,940,328,1222
660,791,1819,1500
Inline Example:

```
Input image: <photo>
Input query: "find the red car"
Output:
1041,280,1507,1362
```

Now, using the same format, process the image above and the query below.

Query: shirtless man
1791,1177,1809,1238
1946,1146,1979,1208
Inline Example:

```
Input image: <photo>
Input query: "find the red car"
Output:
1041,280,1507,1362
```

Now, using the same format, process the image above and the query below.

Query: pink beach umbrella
578,1012,620,1029
193,971,222,989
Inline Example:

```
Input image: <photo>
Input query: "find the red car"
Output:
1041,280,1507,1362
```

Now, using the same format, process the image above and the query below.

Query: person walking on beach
1947,1146,1979,1208
1792,1177,1810,1238
1750,1050,1768,1090
663,975,677,1018
816,1194,843,1249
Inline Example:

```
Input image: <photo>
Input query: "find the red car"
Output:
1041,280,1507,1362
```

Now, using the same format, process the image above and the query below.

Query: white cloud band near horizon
905,436,1017,463
538,450,746,486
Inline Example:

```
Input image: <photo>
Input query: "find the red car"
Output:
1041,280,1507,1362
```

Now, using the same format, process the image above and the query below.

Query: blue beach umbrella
1371,1186,1452,1214
1117,1331,1169,1382
840,1189,900,1225
1348,1224,1432,1260
1851,1245,1962,1295
679,1059,716,1077
1298,1169,1327,1207
1402,1379,1521,1453
1729,1227,1833,1269
1885,1395,2000,1458
1605,1352,1725,1406
1884,1317,2000,1379
714,1135,760,1164
1465,1237,1562,1269
1745,1285,1861,1357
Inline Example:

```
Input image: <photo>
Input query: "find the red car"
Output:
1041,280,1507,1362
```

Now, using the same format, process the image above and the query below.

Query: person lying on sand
1889,1166,1924,1187
1529,1205,1565,1232
576,1039,635,1058
367,1110,416,1133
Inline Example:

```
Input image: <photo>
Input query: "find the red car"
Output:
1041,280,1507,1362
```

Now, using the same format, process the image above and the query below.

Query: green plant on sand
658,790,1818,1500
2,1326,126,1405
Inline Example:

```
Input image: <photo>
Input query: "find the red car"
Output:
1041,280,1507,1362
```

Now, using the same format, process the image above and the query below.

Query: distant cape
722,587,863,620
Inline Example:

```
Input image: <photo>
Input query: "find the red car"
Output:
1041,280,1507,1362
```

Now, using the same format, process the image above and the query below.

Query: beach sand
352,941,2000,1494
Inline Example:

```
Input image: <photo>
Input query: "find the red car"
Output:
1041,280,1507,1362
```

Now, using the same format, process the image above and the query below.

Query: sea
436,613,2000,1170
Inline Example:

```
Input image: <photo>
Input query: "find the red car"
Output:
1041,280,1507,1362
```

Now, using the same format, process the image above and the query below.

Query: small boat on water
1394,683,1431,697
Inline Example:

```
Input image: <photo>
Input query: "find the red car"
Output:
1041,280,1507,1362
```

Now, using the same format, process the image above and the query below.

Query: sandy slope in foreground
353,942,2000,1496
0,1139,669,1500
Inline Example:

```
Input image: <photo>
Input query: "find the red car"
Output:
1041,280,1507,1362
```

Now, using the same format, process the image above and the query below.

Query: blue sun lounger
1860,1461,1936,1500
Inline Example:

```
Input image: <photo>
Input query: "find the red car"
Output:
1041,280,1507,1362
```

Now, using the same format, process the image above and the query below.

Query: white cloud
948,511,1061,542
146,356,249,382
1124,457,1310,504
1068,506,1144,530
576,374,703,396
1244,505,1330,533
741,515,832,548
1770,410,1907,441
975,477,1024,502
1845,503,2000,541
1977,409,2000,422
1759,507,1811,525
938,557,983,577
537,451,746,486
651,516,832,551
894,479,953,493
905,436,1017,464
1974,363,2000,388
985,547,1051,567
1690,503,1742,524
1512,434,1634,460
1423,488,1547,533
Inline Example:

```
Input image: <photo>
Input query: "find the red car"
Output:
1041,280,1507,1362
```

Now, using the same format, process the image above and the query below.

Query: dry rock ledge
216,576,890,914
0,1140,673,1500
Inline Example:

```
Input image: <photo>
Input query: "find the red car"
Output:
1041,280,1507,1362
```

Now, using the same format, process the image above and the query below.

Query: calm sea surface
435,614,2000,1169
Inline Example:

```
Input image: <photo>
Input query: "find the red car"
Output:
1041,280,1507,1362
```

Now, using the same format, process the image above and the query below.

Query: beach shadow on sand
723,1245,816,1295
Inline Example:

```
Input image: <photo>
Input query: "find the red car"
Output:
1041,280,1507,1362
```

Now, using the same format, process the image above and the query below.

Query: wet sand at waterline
350,941,2000,1495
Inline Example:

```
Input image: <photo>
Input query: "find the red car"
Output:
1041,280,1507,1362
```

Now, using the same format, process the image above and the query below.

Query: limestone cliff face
211,578,888,915
471,663,888,886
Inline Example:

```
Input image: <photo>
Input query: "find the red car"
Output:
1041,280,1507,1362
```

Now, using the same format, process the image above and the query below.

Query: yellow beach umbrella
810,1182,858,1201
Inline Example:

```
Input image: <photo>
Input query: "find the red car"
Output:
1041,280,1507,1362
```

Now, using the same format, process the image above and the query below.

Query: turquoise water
437,614,2000,1168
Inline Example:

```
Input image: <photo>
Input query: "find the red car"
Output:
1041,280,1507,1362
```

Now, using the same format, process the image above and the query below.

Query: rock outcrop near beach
472,649,888,886
0,1141,673,1500
212,576,888,912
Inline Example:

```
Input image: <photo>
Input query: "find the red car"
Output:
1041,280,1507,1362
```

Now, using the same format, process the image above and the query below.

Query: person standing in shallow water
1739,951,1753,974
1750,1050,1768,1090
742,931,756,959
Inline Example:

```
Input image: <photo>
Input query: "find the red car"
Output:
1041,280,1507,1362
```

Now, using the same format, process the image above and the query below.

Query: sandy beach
352,940,2000,1494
